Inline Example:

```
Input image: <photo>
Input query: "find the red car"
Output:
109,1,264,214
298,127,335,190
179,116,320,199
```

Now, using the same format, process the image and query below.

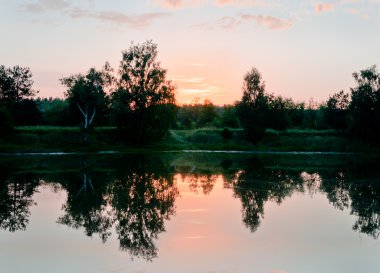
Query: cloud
217,16,241,29
240,14,293,30
215,0,234,5
21,0,71,13
155,0,264,9
174,75,223,97
70,9,170,28
154,0,202,9
195,13,292,31
214,0,265,6
69,8,170,28
315,3,335,13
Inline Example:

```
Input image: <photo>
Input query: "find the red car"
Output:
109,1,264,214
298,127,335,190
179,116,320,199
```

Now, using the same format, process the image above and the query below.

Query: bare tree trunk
77,104,96,145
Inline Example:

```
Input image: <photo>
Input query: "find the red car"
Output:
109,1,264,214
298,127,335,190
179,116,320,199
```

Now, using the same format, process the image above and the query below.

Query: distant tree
349,65,380,139
61,63,113,144
236,67,270,143
221,105,239,128
0,105,13,137
267,96,293,131
0,65,36,106
37,98,73,126
325,90,350,130
112,41,176,143
199,99,218,127
288,102,305,128
12,99,42,126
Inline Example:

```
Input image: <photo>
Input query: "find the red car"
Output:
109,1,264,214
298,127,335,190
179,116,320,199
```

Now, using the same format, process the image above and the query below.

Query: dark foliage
0,105,13,137
112,41,176,143
221,128,233,139
12,99,42,126
0,65,36,106
349,65,380,140
236,67,270,143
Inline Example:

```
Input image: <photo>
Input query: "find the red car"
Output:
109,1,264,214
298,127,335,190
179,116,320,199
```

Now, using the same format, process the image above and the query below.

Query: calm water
0,152,379,273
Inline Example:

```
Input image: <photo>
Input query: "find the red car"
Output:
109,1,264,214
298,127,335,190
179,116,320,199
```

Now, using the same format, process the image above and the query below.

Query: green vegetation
1,41,380,152
0,126,377,153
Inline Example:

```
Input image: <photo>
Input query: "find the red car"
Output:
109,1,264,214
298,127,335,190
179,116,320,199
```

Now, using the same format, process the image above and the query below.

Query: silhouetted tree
236,68,270,143
349,65,380,139
325,90,349,130
112,41,176,143
0,65,36,107
61,63,113,144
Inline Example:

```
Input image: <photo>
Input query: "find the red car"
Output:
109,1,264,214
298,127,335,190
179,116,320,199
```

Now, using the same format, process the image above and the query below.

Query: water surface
0,153,379,273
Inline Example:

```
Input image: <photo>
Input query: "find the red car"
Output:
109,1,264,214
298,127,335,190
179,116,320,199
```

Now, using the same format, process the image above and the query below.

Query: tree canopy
61,63,113,143
112,40,176,143
236,67,270,143
349,65,380,139
0,65,36,106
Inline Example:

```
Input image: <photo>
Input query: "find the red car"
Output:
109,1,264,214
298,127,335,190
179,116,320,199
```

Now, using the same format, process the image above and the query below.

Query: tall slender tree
236,67,270,143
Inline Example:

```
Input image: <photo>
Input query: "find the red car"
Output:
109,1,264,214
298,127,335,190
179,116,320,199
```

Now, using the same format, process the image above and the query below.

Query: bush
0,106,14,138
221,128,233,139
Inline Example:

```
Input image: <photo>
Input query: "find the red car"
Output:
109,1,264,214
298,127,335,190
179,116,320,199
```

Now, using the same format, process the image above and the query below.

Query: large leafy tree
112,41,176,143
0,65,37,131
61,63,113,144
0,65,36,106
349,65,380,139
236,67,270,143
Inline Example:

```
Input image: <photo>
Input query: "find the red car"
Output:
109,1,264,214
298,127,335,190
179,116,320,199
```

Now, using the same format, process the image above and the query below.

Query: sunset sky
1,0,379,105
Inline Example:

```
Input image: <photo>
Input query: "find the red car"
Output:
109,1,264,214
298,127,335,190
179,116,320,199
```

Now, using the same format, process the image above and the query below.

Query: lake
0,152,379,273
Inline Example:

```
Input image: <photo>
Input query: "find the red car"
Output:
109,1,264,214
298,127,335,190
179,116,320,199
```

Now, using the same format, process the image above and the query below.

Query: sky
0,0,379,105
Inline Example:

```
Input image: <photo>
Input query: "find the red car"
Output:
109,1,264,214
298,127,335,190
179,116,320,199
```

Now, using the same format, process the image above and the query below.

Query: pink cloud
241,14,293,30
215,0,265,6
154,0,202,9
315,3,335,13
215,0,235,5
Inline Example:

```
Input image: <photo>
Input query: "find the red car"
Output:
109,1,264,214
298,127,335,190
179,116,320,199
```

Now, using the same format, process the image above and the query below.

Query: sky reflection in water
0,153,379,273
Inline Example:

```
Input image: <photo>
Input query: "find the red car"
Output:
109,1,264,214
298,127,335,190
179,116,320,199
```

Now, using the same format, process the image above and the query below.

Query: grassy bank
0,126,377,153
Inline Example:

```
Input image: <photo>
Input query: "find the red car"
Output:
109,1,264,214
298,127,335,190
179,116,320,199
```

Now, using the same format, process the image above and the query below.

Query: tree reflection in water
57,160,113,243
0,173,39,232
226,156,380,239
230,158,303,232
106,156,178,261
57,156,178,261
0,154,379,259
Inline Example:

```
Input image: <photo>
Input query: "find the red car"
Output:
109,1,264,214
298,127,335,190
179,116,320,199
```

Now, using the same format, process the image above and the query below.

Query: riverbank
0,126,377,153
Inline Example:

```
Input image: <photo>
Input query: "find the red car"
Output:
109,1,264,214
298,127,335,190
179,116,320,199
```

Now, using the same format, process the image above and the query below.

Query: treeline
1,40,380,144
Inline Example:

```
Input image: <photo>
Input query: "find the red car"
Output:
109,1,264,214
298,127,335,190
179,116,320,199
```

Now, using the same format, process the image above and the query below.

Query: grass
0,126,377,153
